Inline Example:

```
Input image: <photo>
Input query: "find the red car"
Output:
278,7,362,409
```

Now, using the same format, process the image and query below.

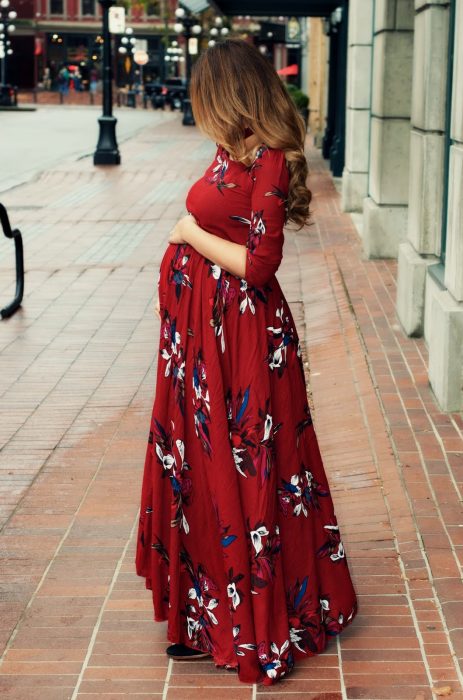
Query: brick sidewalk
0,119,462,699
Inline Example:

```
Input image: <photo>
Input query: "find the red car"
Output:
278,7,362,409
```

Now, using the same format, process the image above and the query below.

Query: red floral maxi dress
135,142,358,685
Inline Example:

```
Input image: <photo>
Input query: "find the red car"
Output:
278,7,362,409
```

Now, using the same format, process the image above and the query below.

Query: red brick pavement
0,119,462,699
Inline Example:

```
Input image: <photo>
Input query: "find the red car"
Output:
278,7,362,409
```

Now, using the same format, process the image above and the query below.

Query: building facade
8,1,302,90
342,0,463,412
8,0,176,89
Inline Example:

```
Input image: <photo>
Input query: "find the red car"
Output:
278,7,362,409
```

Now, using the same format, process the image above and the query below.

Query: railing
0,203,24,319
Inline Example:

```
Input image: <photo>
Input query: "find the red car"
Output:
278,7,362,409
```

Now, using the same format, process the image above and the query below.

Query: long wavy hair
190,39,312,229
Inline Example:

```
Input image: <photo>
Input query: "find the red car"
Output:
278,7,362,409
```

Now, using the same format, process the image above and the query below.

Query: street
0,105,175,193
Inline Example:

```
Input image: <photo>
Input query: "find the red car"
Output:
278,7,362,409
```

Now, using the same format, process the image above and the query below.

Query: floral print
153,419,191,533
278,465,330,517
257,639,294,679
135,142,358,687
226,388,281,483
180,548,219,653
207,151,238,194
168,243,193,300
317,520,346,562
160,312,185,414
248,520,281,592
210,266,236,352
287,577,324,654
192,348,212,456
233,624,257,657
227,567,245,610
266,301,299,376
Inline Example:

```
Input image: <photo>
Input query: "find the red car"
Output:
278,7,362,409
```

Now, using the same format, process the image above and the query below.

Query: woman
135,39,358,686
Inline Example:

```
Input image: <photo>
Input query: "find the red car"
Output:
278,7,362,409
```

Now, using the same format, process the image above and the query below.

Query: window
146,1,160,16
81,0,96,15
50,0,64,15
67,34,90,62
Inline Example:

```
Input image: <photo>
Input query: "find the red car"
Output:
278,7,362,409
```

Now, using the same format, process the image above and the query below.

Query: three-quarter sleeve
244,147,289,288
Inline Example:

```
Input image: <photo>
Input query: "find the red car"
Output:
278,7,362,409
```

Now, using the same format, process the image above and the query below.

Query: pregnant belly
159,242,196,282
158,241,246,317
158,242,207,311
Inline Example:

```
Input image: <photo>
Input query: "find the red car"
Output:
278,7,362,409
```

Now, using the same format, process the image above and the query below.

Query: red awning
277,64,299,76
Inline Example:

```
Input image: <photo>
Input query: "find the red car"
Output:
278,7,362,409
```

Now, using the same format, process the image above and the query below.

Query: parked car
163,77,187,111
144,81,166,109
0,84,18,107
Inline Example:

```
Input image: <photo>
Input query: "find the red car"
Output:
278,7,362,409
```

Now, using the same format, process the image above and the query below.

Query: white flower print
188,586,219,625
232,625,256,657
239,278,256,315
160,325,184,379
259,639,290,679
232,445,247,477
187,616,200,639
324,524,345,561
262,413,272,441
155,443,175,471
250,524,269,555
227,582,241,610
210,263,222,280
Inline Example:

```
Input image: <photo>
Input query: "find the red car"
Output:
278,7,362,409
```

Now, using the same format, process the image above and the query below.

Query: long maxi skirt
135,241,358,686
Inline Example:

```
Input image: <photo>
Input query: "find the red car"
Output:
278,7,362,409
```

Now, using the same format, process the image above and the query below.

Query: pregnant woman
135,39,358,686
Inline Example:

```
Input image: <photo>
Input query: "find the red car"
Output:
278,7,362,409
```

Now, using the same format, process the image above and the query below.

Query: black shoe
166,643,210,660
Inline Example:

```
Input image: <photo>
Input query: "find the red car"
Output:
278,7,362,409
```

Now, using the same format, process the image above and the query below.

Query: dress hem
138,569,359,686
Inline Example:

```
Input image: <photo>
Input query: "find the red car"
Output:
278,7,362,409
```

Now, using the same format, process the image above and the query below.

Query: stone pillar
308,18,328,147
362,0,414,258
396,0,449,336
300,18,310,99
427,0,463,412
342,0,373,212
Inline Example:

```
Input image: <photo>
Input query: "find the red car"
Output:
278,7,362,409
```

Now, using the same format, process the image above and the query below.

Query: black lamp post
174,5,202,126
207,16,229,48
0,0,16,88
94,0,120,166
118,25,136,89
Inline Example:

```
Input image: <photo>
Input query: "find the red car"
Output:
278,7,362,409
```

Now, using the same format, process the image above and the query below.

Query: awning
277,64,299,76
180,0,211,13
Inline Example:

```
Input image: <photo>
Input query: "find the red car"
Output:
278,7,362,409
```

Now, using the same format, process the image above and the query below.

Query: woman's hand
154,295,160,319
167,214,247,282
168,213,196,245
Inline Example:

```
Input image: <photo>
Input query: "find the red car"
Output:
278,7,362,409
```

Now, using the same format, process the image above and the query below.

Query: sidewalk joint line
69,511,141,700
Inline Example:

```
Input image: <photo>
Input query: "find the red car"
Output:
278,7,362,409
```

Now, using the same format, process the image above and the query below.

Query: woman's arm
169,214,247,279
168,147,289,287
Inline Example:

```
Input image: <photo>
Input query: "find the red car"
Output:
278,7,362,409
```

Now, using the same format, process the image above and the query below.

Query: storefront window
67,35,90,62
146,1,160,16
81,0,96,15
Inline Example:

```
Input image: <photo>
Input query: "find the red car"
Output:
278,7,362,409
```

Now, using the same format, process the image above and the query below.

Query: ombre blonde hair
190,38,312,230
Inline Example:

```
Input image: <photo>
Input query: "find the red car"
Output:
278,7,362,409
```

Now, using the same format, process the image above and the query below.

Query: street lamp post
173,5,201,126
118,25,137,89
94,0,120,166
207,15,229,48
34,12,41,95
164,40,184,78
0,0,16,87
